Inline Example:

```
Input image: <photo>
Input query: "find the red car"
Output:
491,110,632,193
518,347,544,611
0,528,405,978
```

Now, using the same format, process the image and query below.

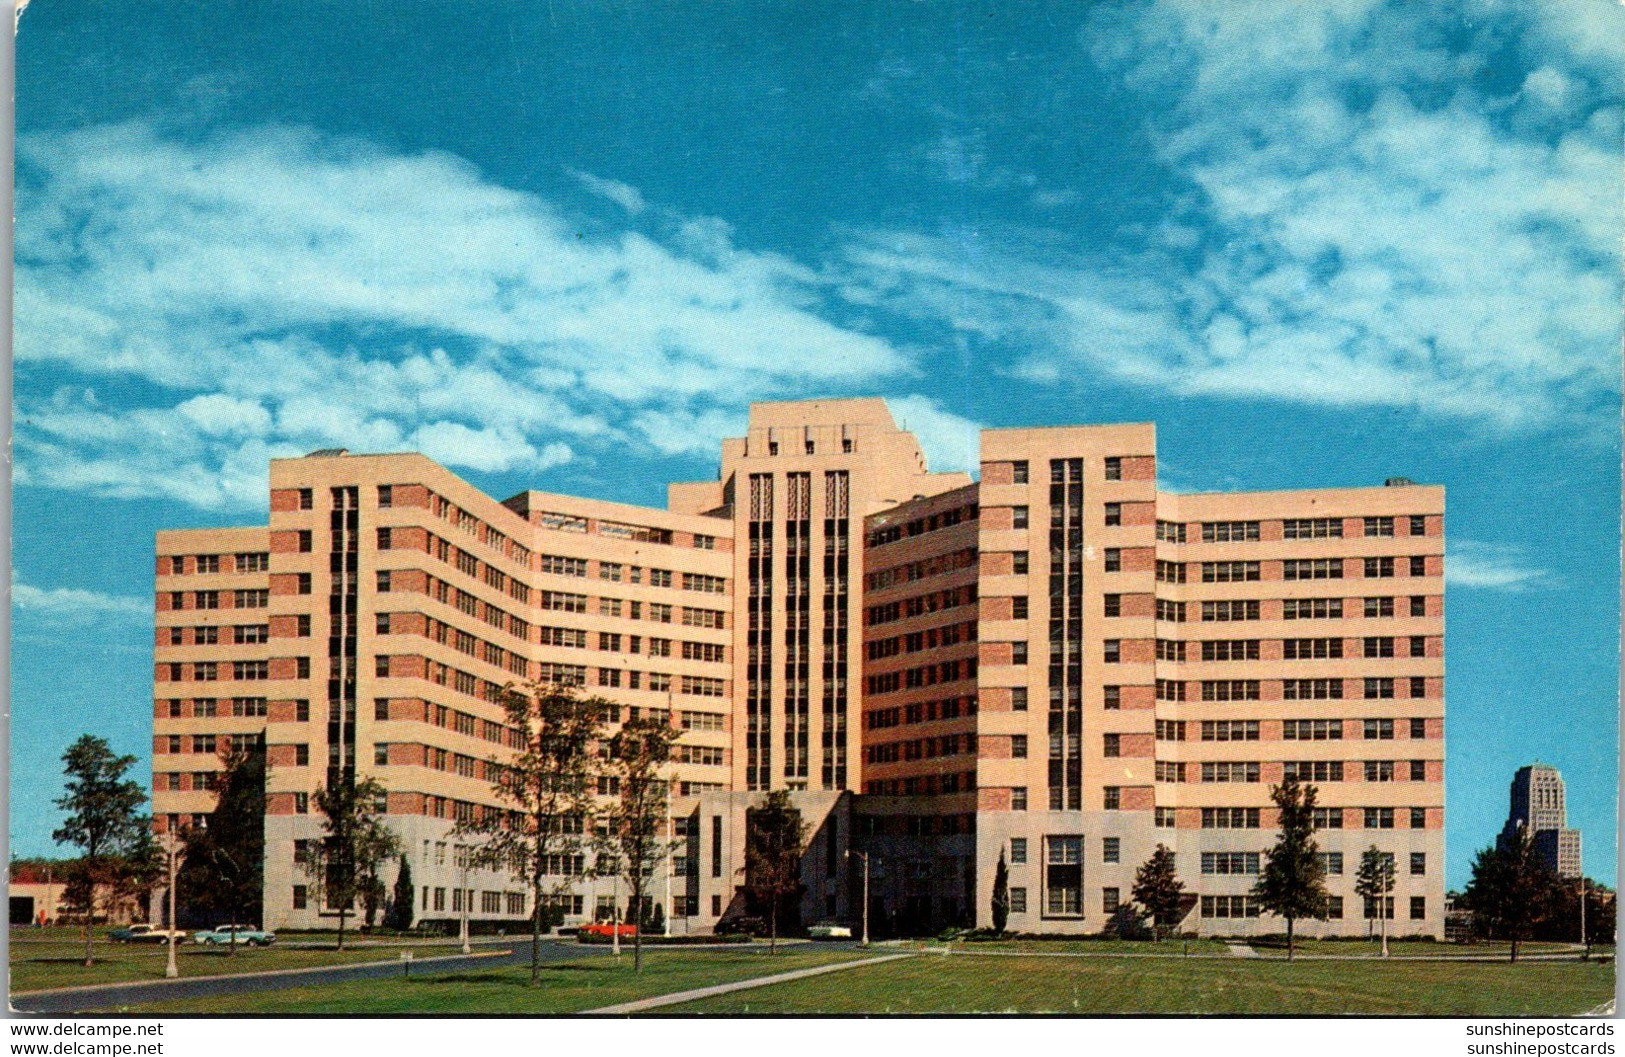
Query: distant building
1499,763,1582,878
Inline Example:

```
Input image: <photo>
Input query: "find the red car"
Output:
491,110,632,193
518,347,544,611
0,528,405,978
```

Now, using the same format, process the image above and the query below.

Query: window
1102,887,1121,915
1202,520,1259,543
1411,852,1426,876
1102,733,1120,758
1364,557,1395,578
193,662,218,681
1364,516,1395,538
1102,837,1120,864
1104,457,1122,481
1012,506,1029,529
1012,552,1029,575
1011,735,1028,759
196,590,220,610
1155,807,1176,828
1103,786,1121,810
1104,548,1121,573
1103,640,1120,663
1011,687,1028,712
236,552,269,573
1364,677,1395,700
1155,761,1185,783
1410,807,1427,828
1103,685,1120,710
1410,759,1426,781
1202,561,1259,583
1303,809,1340,832
1201,639,1259,661
296,700,310,722
1104,503,1122,527
1410,896,1426,920
1283,638,1341,660
1365,596,1395,618
298,488,313,510
1044,836,1082,916
1012,642,1029,665
1283,558,1342,581
1201,896,1261,920
1410,717,1427,739
374,744,390,766
1012,596,1029,619
1201,720,1259,741
1283,678,1343,700
293,885,308,909
1155,720,1186,741
1202,852,1260,875
1409,555,1427,577
297,530,312,553
1201,599,1256,622
1364,760,1395,782
1156,520,1187,543
1365,808,1395,829
1103,594,1121,618
1284,760,1344,782
1010,838,1027,864
1411,595,1427,617
1011,461,1029,484
1156,560,1185,583
1318,852,1344,876
1363,718,1395,740
1283,518,1342,540
1010,788,1027,811
1201,761,1261,783
1364,637,1395,658
1283,598,1342,620
1201,807,1260,829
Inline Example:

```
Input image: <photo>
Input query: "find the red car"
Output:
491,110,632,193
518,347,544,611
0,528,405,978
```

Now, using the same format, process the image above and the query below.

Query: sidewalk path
584,952,915,1014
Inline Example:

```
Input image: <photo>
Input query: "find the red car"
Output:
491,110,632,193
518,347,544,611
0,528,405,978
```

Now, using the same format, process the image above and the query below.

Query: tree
1132,843,1185,941
1353,845,1396,957
990,850,1010,934
1460,824,1556,962
740,790,808,954
52,735,153,967
385,853,415,932
1251,776,1329,960
305,775,400,951
597,715,683,972
177,735,266,954
459,681,605,985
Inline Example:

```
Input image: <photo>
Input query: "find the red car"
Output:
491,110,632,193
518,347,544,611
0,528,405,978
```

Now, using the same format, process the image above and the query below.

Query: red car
578,922,638,939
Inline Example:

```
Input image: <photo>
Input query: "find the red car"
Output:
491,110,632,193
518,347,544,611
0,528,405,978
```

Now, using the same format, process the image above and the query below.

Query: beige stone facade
153,400,1444,938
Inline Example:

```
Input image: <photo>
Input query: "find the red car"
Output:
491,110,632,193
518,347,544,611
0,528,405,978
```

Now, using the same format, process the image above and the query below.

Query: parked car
193,924,276,946
577,922,637,939
808,923,853,940
110,924,187,944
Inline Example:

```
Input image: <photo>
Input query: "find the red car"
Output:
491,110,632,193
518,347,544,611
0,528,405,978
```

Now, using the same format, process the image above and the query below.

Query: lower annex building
152,398,1445,938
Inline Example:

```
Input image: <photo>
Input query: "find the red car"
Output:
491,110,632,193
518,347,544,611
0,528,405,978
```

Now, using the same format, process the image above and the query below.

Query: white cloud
846,1,1622,431
16,123,913,509
886,394,984,475
567,168,647,214
1446,540,1552,591
13,582,148,623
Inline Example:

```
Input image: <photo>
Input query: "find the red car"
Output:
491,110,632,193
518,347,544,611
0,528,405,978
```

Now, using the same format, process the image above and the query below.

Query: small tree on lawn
458,681,605,985
598,715,683,972
53,735,152,967
1354,845,1396,957
385,853,415,931
178,735,267,954
741,790,808,954
1251,776,1329,961
306,775,400,951
1461,824,1556,962
990,850,1010,934
1132,843,1185,941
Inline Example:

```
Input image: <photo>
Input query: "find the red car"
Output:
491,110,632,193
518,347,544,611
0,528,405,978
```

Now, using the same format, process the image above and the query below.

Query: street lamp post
1580,876,1589,958
846,850,869,947
612,872,621,957
457,844,472,956
164,832,180,979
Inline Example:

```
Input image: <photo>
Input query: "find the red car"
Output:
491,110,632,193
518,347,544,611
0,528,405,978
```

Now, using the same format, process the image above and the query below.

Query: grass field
665,951,1615,1016
8,931,468,993
107,947,879,1015
1244,939,1599,959
907,938,1232,956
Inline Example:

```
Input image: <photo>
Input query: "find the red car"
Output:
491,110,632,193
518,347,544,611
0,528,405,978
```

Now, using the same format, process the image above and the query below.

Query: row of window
865,584,978,627
867,503,978,548
1157,717,1433,741
1148,556,1435,583
164,552,271,575
1149,676,1434,704
1150,759,1432,783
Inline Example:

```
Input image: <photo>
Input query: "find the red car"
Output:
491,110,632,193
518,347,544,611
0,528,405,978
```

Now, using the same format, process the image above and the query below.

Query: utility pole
612,871,621,957
664,812,673,937
846,850,869,947
164,833,180,979
458,844,472,956
1580,876,1588,958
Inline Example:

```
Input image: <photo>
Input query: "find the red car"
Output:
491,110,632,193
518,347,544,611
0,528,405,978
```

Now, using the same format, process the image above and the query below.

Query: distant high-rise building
1500,763,1581,878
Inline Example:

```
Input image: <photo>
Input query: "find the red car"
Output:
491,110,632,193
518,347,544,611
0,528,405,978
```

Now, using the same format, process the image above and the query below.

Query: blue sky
11,0,1620,889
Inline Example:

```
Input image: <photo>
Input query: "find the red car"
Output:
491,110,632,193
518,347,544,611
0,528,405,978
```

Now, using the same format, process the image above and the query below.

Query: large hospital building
152,398,1445,937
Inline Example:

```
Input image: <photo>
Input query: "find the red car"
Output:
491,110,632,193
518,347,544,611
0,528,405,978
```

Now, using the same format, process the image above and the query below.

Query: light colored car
808,923,853,940
193,924,276,946
110,924,187,944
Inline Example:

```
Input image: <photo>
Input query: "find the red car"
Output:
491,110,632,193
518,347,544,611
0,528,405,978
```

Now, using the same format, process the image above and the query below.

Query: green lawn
108,947,879,1014
665,952,1615,1016
9,936,468,993
908,938,1231,956
1247,938,1593,959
